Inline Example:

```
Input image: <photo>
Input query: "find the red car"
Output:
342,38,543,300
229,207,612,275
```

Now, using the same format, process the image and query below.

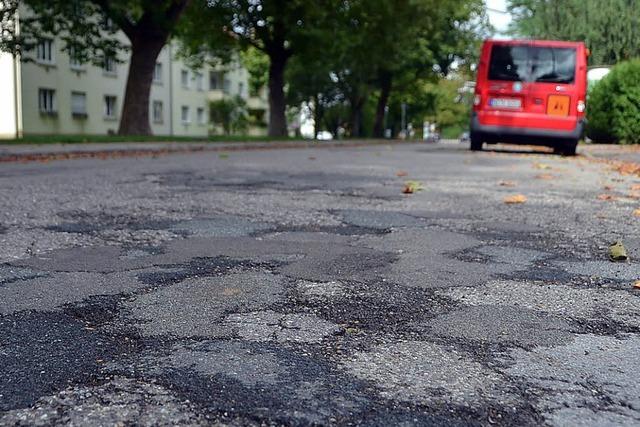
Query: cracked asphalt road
1,141,639,426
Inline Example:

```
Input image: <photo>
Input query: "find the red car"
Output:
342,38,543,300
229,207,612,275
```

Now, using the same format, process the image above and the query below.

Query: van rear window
488,45,576,84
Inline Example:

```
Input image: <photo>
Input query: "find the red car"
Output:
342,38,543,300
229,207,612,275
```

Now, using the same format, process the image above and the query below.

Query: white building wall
0,9,269,139
0,52,19,138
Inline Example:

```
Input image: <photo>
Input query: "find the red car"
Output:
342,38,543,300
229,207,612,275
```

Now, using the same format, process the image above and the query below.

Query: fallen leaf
632,184,640,191
533,163,552,170
504,194,527,204
597,194,616,201
634,280,640,290
403,181,424,194
626,191,640,199
498,180,516,187
308,156,317,160
603,185,613,191
633,208,640,217
609,241,629,262
535,173,555,180
615,162,640,176
396,170,408,177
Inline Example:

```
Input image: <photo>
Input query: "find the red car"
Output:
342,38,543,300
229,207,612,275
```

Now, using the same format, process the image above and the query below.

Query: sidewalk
0,139,399,163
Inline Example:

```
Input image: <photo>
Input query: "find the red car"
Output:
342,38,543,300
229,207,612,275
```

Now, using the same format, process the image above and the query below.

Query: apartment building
0,36,269,139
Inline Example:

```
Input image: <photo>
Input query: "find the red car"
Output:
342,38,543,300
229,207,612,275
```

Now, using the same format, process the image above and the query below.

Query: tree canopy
508,0,640,65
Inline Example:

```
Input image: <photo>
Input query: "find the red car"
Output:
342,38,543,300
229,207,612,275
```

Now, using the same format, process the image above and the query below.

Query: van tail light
473,94,482,106
577,100,586,113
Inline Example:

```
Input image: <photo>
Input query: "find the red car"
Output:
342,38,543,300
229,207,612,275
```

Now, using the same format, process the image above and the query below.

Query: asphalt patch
0,310,134,411
136,256,281,287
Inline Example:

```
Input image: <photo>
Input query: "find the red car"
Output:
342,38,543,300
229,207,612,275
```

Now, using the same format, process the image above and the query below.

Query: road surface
1,141,639,426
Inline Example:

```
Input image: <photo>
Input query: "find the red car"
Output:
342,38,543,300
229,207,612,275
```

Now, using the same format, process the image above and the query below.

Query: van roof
483,39,585,48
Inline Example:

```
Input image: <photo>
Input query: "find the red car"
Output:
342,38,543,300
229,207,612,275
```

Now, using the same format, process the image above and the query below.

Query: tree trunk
267,53,289,137
313,93,324,139
118,37,165,135
350,95,366,138
373,74,392,138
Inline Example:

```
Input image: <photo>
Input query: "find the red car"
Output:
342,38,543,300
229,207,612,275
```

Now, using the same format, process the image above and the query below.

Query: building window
36,39,55,64
102,55,117,75
71,92,87,117
152,101,163,123
197,107,205,125
209,71,219,90
153,63,163,83
195,72,204,91
181,70,190,89
38,89,56,114
181,106,190,124
69,47,84,70
104,95,117,119
222,78,231,94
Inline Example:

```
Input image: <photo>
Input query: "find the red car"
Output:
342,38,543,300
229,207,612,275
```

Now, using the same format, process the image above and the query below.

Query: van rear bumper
471,113,585,143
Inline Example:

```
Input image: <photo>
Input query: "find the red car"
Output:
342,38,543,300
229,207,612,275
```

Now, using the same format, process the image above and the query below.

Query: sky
485,0,512,38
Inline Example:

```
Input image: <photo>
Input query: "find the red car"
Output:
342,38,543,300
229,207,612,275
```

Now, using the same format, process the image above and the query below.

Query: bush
209,96,249,135
587,60,640,144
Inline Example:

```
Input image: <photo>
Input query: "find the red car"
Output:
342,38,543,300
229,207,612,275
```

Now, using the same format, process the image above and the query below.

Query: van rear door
526,45,577,122
485,43,530,112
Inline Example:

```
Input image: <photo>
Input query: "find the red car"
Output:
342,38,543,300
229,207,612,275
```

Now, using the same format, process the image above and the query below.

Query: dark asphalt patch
136,256,282,287
48,210,175,234
282,280,456,335
281,250,397,283
270,223,390,237
334,209,427,230
0,310,134,411
137,339,527,426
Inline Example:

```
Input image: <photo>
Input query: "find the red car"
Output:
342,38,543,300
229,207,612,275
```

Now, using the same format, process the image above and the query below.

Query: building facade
0,34,268,139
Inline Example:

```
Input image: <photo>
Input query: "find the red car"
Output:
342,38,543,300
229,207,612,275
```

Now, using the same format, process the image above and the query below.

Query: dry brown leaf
634,280,640,290
504,194,527,204
396,170,408,177
499,180,517,187
597,194,617,201
631,184,640,191
626,191,640,199
533,163,552,170
633,208,640,217
535,173,555,180
616,162,640,176
603,185,613,191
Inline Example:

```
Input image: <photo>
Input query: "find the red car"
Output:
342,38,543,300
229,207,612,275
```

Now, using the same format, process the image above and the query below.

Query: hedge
587,59,640,144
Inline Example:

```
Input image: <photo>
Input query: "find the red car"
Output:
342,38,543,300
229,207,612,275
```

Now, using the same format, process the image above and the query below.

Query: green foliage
587,60,640,144
1,0,122,64
508,0,640,65
240,47,269,96
209,96,250,135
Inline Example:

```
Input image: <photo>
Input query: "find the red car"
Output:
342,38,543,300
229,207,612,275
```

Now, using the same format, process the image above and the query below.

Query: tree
181,0,331,137
508,0,640,65
1,0,192,135
306,0,485,138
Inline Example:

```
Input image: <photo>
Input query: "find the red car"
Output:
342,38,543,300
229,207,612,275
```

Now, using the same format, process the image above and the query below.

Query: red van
471,39,588,155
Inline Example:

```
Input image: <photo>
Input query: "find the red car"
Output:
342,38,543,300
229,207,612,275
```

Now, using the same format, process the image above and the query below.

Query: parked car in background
470,39,589,155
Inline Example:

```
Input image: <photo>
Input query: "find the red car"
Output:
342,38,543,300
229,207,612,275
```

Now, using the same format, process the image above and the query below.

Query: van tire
555,139,578,156
470,132,483,151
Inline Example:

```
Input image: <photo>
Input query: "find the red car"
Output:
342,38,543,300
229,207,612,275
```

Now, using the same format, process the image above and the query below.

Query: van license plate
490,98,521,109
